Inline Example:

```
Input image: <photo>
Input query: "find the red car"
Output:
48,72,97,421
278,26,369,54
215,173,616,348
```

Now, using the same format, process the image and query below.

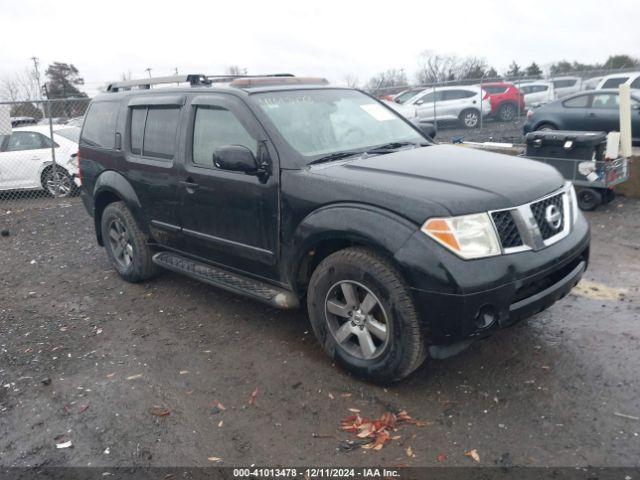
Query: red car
480,82,526,122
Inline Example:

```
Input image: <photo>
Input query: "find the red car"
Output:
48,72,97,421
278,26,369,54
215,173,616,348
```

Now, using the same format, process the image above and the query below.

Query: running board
152,252,299,309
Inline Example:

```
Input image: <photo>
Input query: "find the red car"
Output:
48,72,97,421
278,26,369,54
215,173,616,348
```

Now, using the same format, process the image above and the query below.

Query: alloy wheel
463,111,479,128
107,218,134,268
45,170,72,197
324,280,389,360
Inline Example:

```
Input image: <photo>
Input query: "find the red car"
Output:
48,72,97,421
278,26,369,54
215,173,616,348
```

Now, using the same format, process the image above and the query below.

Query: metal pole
43,86,58,197
432,83,437,130
479,76,483,130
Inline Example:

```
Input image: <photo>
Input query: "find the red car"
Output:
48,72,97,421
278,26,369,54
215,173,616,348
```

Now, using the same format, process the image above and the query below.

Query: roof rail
106,73,296,92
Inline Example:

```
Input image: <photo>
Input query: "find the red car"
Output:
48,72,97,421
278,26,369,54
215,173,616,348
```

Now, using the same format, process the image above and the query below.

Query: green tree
602,54,640,69
506,61,522,78
525,62,542,77
44,62,87,99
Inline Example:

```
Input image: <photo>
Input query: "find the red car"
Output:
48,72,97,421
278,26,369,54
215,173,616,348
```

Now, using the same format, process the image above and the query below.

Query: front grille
530,193,565,240
491,210,523,249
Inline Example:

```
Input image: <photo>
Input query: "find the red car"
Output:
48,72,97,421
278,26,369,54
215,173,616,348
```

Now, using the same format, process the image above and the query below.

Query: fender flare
92,170,148,244
284,202,419,289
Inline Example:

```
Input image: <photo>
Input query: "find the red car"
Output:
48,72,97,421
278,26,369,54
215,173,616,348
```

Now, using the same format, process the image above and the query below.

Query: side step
152,252,299,309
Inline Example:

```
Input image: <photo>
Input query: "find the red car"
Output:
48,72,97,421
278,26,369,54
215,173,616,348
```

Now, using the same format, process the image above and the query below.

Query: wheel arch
93,171,147,246
286,203,418,295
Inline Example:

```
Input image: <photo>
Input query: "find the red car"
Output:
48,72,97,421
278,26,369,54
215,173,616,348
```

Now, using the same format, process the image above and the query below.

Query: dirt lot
1,194,639,468
436,117,526,144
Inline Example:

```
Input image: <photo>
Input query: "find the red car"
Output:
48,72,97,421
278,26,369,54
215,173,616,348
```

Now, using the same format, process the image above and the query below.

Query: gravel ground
436,117,526,145
0,194,639,468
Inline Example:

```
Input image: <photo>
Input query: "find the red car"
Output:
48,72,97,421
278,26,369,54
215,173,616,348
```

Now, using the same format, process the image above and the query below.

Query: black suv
79,74,590,382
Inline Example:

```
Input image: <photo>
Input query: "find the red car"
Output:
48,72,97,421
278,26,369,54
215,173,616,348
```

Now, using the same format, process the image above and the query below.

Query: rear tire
459,109,480,129
307,247,427,383
577,188,602,211
101,201,159,283
536,123,557,132
497,102,518,122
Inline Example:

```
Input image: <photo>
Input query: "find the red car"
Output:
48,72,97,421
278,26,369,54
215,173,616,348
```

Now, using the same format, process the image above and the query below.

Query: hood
309,144,564,221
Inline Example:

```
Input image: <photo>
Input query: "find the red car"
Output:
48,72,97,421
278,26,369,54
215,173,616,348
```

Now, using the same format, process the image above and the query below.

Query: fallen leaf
78,404,89,414
106,373,115,379
212,400,226,411
328,393,335,400
406,446,413,458
248,388,259,406
150,406,171,417
179,370,189,375
218,420,223,428
207,456,222,463
464,449,480,463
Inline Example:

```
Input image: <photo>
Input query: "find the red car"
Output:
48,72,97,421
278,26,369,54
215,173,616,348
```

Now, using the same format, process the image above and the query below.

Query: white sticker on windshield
360,103,395,121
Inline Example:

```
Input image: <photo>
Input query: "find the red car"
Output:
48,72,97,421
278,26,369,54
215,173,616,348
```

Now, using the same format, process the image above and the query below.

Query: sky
1,0,639,96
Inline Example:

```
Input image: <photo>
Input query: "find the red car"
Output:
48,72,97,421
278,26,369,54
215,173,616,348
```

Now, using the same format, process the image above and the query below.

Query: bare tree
343,74,359,88
226,65,248,76
0,68,40,101
416,51,459,84
365,69,408,95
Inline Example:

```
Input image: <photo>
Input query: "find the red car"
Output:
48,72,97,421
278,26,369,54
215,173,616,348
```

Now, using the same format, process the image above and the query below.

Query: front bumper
394,210,590,353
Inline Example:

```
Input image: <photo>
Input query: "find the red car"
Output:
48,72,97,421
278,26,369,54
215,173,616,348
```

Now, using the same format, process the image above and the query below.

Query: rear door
178,93,280,279
121,95,185,249
414,91,438,121
587,92,620,132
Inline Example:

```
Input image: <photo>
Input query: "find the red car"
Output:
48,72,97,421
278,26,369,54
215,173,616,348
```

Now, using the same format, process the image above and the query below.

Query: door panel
0,132,52,189
587,93,620,132
179,94,279,279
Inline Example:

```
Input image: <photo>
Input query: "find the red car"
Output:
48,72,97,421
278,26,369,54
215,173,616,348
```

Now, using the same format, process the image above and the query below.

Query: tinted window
5,131,51,151
563,95,589,108
395,89,423,104
631,77,640,89
130,108,146,155
483,86,507,94
443,90,476,100
193,107,257,167
602,77,628,89
142,107,179,160
553,79,577,88
591,93,619,109
416,92,436,103
81,102,119,148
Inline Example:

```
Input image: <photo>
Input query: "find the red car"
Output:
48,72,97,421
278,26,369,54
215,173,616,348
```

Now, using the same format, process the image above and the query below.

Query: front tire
536,123,557,132
307,247,427,383
101,201,159,283
459,109,480,129
497,102,517,122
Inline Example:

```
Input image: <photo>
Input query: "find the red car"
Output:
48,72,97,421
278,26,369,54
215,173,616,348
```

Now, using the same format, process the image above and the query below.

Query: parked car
0,125,80,197
391,86,492,128
551,76,582,98
79,75,589,382
523,89,640,143
581,76,602,91
479,82,525,122
520,81,555,108
596,72,640,90
10,116,38,127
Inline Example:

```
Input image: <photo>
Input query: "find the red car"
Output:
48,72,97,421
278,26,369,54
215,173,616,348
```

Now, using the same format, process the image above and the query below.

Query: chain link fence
0,98,90,219
370,66,639,144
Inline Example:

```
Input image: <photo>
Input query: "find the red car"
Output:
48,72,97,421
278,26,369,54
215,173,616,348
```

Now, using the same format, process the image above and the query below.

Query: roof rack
106,73,296,92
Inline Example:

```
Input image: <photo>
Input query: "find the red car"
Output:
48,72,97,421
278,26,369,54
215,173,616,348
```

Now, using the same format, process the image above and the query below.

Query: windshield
395,89,422,104
55,127,80,143
254,89,424,161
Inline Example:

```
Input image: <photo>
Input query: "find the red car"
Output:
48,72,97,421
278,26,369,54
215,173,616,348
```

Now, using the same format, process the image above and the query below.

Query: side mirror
411,120,436,140
213,145,259,174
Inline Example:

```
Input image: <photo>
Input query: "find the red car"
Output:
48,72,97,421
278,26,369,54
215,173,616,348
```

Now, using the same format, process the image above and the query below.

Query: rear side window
5,131,54,151
631,77,640,89
443,90,476,100
192,106,257,167
128,106,180,160
553,79,577,88
483,86,507,94
591,93,619,109
81,102,119,148
563,95,589,108
601,77,627,89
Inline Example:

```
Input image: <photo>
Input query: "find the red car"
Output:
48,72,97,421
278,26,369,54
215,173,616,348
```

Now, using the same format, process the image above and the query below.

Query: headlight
421,213,501,259
569,183,579,225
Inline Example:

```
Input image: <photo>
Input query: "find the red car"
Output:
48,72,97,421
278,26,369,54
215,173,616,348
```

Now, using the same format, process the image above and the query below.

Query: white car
551,76,582,98
596,71,640,90
0,125,81,197
582,76,602,91
519,81,555,108
389,86,491,128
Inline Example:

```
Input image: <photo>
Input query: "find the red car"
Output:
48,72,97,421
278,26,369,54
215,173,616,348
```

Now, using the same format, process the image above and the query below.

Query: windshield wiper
365,141,423,153
309,151,364,165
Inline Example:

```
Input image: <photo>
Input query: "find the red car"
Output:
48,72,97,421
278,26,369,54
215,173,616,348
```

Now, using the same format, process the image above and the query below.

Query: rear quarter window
80,102,119,148
142,107,180,160
563,95,589,108
602,77,628,89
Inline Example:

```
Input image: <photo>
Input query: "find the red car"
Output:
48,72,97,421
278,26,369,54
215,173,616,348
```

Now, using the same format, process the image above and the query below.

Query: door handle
180,178,199,193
